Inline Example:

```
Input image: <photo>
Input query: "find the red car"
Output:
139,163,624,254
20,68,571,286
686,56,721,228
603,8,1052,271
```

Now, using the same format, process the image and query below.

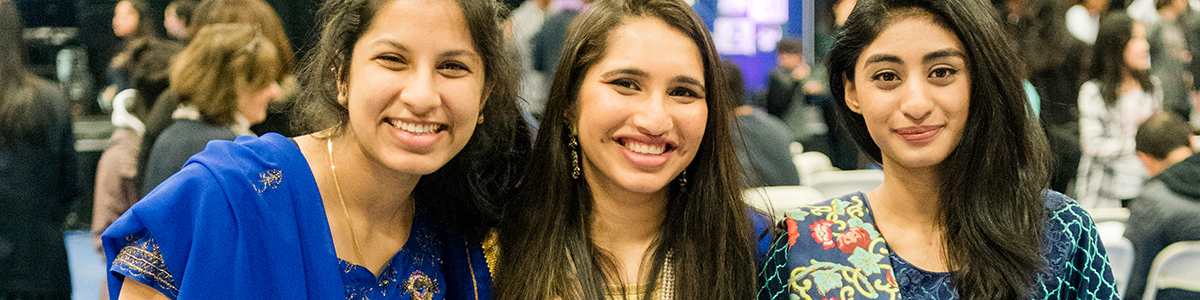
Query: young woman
102,0,528,298
1075,12,1161,209
0,0,77,297
757,0,1119,299
139,23,284,193
494,0,772,299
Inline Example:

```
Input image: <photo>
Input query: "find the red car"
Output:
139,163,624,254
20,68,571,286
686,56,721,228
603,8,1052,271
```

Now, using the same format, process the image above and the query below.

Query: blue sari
101,133,493,299
757,191,1119,300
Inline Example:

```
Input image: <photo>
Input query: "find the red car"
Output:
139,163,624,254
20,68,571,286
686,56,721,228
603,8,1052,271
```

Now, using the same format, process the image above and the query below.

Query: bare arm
118,278,171,300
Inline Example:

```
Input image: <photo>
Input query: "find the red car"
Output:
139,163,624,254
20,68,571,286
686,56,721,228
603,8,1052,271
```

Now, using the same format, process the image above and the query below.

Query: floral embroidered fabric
757,191,1120,300
113,206,450,300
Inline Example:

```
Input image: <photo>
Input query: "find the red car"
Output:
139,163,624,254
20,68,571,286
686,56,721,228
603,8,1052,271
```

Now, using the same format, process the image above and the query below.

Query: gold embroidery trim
113,241,179,293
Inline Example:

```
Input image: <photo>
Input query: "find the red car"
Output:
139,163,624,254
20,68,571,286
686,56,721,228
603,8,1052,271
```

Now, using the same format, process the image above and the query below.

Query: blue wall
695,0,805,98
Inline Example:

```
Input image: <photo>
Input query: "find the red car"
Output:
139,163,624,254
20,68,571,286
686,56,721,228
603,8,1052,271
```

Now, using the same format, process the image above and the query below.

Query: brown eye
871,71,902,90
928,67,958,85
608,78,640,95
438,61,471,78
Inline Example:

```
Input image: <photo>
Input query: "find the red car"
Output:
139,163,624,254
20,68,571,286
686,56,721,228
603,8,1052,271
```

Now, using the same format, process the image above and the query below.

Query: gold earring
677,169,687,188
570,135,581,179
477,115,484,124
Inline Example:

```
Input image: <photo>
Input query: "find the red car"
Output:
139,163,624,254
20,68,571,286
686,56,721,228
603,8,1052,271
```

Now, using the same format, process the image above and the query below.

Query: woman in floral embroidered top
102,0,529,299
756,0,1121,299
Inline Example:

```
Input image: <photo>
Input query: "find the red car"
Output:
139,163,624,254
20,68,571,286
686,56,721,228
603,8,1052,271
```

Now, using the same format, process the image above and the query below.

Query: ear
843,74,862,113
1136,151,1160,175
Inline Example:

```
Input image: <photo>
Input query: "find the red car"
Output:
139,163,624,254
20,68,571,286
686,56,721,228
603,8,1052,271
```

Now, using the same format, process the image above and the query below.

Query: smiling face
340,0,485,175
844,15,969,170
574,17,708,197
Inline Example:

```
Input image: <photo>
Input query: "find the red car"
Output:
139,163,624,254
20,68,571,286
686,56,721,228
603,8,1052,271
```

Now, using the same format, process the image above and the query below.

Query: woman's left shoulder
1041,189,1094,226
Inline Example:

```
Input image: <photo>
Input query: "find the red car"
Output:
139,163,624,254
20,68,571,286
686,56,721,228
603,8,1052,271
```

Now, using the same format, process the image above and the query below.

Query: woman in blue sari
757,0,1120,299
101,0,528,298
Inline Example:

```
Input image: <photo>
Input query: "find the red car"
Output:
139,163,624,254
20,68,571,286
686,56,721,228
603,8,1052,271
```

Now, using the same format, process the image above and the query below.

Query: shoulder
1042,189,1091,225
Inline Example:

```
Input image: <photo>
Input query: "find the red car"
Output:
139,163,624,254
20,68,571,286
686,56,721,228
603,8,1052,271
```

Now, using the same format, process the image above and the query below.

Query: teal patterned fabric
757,191,1120,300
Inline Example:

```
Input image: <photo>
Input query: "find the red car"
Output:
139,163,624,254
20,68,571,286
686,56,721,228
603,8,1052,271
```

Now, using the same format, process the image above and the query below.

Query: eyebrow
923,49,966,62
673,75,705,89
601,68,648,78
370,40,481,61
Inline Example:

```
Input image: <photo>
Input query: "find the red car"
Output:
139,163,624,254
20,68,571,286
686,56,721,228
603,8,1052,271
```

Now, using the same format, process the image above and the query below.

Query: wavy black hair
291,0,529,235
828,0,1052,298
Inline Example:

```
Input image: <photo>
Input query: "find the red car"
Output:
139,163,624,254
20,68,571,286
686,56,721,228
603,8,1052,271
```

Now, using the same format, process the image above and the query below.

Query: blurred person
725,60,800,187
136,0,296,194
494,0,772,298
531,0,592,102
1148,0,1193,121
1123,112,1200,300
1076,12,1162,208
763,37,822,119
163,0,198,40
0,0,78,298
139,24,283,194
102,0,529,298
91,39,182,253
758,0,1119,298
102,0,158,111
507,0,556,121
1066,0,1112,44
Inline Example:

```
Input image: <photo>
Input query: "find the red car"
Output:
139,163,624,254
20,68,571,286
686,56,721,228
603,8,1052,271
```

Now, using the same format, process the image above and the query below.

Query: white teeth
627,142,666,155
391,120,439,134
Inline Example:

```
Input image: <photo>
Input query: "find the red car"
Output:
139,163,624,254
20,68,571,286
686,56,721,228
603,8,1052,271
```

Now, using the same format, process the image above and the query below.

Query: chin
615,176,674,195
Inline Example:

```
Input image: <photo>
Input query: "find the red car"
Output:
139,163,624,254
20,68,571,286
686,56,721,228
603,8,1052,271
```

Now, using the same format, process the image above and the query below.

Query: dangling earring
677,169,687,188
570,135,581,179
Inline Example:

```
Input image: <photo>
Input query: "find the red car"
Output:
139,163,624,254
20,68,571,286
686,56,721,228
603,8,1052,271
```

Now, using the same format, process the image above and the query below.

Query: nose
400,69,439,115
631,94,672,136
899,79,933,122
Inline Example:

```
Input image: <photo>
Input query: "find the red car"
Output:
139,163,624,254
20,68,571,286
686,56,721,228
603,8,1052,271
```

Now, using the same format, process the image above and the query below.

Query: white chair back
1096,221,1132,296
793,152,835,186
1143,241,1200,300
807,170,885,199
1088,207,1130,224
744,186,826,220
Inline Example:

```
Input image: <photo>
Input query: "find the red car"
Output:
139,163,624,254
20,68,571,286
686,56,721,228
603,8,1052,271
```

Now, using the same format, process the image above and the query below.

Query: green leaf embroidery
848,247,884,276
811,269,844,294
786,209,811,221
831,199,850,216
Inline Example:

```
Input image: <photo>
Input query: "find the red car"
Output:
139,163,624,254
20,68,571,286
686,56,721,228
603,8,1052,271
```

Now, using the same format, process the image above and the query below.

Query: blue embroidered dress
102,133,493,300
757,191,1120,300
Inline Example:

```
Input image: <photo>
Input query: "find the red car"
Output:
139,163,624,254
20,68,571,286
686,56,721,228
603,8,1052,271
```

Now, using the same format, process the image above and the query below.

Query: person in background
0,0,78,297
1076,11,1162,208
102,0,529,297
763,37,821,120
758,0,1119,298
136,0,295,194
1148,0,1192,122
163,0,198,41
495,0,772,298
1123,112,1200,300
531,0,591,102
139,24,283,194
508,0,556,123
102,0,158,111
724,59,800,187
92,39,181,253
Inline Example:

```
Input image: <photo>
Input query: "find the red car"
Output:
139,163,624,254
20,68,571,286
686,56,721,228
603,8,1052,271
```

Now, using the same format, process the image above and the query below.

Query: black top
0,83,76,297
1124,153,1200,300
141,119,237,194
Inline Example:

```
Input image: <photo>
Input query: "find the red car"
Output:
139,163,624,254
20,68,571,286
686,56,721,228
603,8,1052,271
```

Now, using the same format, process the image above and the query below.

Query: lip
892,125,942,144
614,135,676,169
386,118,447,150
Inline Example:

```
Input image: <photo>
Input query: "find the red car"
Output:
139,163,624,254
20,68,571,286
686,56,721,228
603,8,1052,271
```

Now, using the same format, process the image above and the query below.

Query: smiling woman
100,0,529,299
757,0,1120,299
494,0,772,299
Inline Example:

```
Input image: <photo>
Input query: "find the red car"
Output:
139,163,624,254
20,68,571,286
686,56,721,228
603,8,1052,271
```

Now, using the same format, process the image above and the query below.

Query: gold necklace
328,138,366,264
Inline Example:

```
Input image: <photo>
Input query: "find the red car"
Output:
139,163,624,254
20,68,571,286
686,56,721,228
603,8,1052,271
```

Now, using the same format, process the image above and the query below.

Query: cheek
677,104,708,147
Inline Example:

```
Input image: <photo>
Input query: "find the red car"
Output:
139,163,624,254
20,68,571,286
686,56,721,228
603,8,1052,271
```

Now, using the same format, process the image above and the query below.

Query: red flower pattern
837,227,871,254
787,218,800,247
810,220,835,250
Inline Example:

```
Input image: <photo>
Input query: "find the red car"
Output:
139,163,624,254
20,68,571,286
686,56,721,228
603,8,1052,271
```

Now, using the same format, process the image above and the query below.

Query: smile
388,119,445,134
617,138,674,155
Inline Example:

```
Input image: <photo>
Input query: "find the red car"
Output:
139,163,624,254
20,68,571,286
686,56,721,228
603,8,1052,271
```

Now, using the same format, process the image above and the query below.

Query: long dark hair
0,0,57,146
1089,11,1153,106
828,0,1052,298
291,0,529,236
495,0,756,299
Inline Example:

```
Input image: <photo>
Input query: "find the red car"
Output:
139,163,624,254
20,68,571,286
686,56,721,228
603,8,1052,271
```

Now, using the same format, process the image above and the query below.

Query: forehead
592,17,704,76
360,0,474,47
858,15,964,65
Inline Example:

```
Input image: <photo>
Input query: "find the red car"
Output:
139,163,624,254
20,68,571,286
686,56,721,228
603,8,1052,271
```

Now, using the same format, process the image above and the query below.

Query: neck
868,158,942,227
1122,72,1142,94
1160,10,1179,21
1164,147,1195,171
329,134,418,223
587,179,668,283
